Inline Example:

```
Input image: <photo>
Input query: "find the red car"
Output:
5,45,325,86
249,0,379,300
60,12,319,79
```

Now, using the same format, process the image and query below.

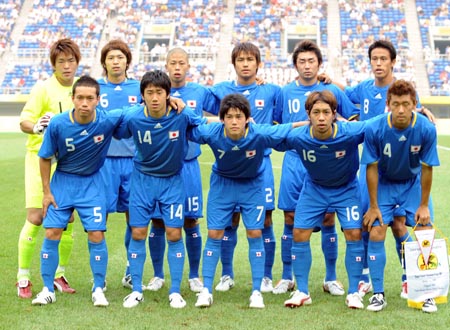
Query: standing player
31,76,125,307
328,40,435,297
192,93,308,308
146,47,217,293
362,80,439,312
279,91,365,310
97,39,141,289
119,71,206,309
209,42,281,293
273,40,359,295
17,38,80,298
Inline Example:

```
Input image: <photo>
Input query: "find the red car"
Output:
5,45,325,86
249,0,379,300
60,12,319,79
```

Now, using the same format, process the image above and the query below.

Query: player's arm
415,164,433,225
169,96,186,113
291,120,310,128
363,162,383,231
416,107,436,124
39,157,57,218
20,113,53,135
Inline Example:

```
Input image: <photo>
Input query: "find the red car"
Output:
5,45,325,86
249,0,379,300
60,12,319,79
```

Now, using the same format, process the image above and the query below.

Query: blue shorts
181,158,203,219
207,171,265,231
278,151,306,211
101,157,133,213
294,177,362,231
129,169,184,228
372,176,433,227
43,170,107,232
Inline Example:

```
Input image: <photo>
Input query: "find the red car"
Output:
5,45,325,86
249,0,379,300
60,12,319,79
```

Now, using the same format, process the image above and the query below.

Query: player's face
387,94,416,129
370,48,395,81
222,108,248,140
72,86,99,123
165,52,190,86
104,49,128,81
295,51,320,84
308,101,336,139
234,51,259,82
142,84,169,117
53,52,78,87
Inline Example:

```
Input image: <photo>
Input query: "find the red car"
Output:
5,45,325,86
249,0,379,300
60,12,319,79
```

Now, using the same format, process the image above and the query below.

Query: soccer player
146,47,217,293
362,80,439,312
327,40,435,298
31,76,125,307
192,93,307,309
97,39,141,289
119,70,206,309
279,90,365,310
17,38,80,298
273,40,359,295
209,42,281,293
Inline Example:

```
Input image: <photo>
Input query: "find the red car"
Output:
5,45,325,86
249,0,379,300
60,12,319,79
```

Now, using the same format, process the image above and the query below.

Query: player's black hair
219,93,251,120
140,70,171,97
100,39,132,77
368,40,397,61
72,75,100,97
231,42,261,67
292,40,323,67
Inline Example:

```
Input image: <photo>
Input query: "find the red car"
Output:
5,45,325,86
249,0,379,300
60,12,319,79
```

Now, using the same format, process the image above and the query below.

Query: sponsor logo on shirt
80,130,88,136
94,134,104,143
128,95,138,103
375,93,382,99
335,150,346,158
246,150,256,158
399,135,407,141
187,100,196,108
232,146,240,151
154,123,163,129
243,90,250,95
255,99,264,107
169,130,179,139
172,91,181,97
411,145,421,153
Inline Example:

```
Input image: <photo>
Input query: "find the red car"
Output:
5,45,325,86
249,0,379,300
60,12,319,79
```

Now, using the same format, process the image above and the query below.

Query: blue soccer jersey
117,105,206,177
39,108,124,175
361,112,440,180
98,78,141,157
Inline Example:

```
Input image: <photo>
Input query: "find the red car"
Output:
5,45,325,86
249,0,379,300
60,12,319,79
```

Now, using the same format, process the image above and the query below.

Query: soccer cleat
122,274,133,290
260,277,274,293
346,292,364,309
284,290,312,308
53,276,76,294
145,277,165,291
357,280,372,297
123,291,144,308
188,277,204,293
400,281,408,299
215,275,235,292
273,279,295,294
367,293,387,312
92,287,109,307
422,298,438,313
16,279,32,299
31,287,56,305
195,288,213,308
323,280,345,296
249,290,265,308
169,292,186,309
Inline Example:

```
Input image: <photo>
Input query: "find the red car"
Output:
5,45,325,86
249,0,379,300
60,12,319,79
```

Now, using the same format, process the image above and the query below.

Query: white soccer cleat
169,292,186,309
357,280,372,297
346,292,364,309
92,287,109,307
260,277,274,293
31,287,56,306
249,290,265,309
422,298,438,313
215,275,234,292
122,274,133,290
123,291,144,308
188,277,204,293
145,277,165,291
273,279,295,294
367,293,387,312
195,288,213,308
323,280,345,296
284,290,312,308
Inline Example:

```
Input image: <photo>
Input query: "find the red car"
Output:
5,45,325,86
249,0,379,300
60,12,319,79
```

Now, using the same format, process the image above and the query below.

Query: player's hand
255,76,266,85
414,205,431,226
33,112,54,134
420,107,436,124
42,192,57,218
363,207,383,232
318,73,332,84
169,97,186,114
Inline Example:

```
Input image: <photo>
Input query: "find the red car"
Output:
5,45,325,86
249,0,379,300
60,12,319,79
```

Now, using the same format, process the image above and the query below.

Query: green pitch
0,133,449,330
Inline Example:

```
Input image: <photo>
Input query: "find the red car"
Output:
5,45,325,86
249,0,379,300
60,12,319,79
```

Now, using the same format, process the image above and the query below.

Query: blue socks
128,238,146,293
41,238,60,292
184,225,202,279
148,225,166,279
88,239,108,292
167,239,185,294
281,224,293,280
202,237,222,292
262,225,275,279
368,240,386,294
345,240,364,293
248,237,265,291
395,232,412,282
292,241,311,294
220,225,238,278
321,225,338,282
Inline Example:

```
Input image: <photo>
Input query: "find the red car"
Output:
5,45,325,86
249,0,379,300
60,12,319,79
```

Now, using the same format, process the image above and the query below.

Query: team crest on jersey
335,150,346,158
255,99,264,107
411,145,421,153
187,100,196,108
246,150,256,158
128,95,138,103
169,130,179,139
94,134,104,143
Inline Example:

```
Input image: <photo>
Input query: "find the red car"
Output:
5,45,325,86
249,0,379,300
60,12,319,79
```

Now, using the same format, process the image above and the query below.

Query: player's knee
284,211,294,225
